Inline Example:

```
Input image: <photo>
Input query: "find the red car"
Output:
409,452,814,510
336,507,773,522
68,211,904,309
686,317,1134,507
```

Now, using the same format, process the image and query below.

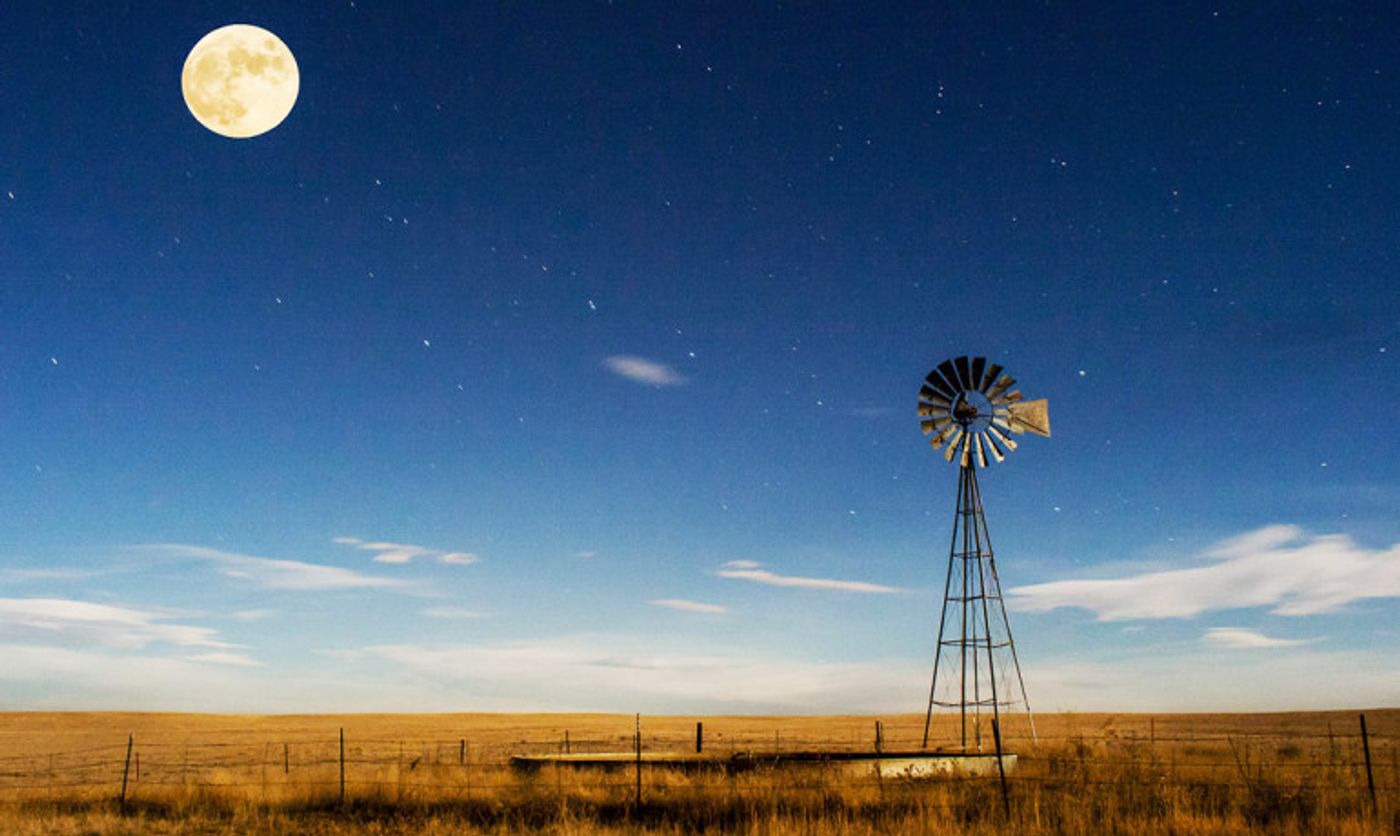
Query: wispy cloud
139,544,405,591
1202,627,1316,650
0,597,236,650
421,606,486,620
0,567,105,583
186,652,263,667
1008,525,1400,620
716,561,905,594
359,636,920,713
333,537,478,566
602,355,686,386
651,598,727,614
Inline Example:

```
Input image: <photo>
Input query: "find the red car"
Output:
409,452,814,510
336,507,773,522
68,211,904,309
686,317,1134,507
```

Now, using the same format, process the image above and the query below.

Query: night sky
1,2,1397,713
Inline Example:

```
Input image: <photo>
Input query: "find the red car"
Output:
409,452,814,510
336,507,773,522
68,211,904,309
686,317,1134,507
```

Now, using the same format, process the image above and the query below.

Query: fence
0,712,1395,825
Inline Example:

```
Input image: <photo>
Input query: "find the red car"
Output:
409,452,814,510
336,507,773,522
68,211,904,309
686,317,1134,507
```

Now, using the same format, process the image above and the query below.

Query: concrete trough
510,750,1016,779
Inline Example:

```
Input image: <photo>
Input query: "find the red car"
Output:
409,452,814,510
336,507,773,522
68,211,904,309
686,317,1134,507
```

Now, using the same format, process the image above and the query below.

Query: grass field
0,709,1396,833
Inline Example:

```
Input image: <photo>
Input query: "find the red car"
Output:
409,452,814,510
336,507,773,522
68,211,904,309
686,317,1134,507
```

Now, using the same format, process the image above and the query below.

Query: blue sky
1,1,1397,714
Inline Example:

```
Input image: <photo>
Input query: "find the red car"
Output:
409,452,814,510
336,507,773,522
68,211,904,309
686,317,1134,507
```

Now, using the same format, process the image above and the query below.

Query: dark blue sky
0,2,1397,712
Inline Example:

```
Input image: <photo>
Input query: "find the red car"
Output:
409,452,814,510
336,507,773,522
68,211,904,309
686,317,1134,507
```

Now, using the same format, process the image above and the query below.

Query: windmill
917,355,1050,751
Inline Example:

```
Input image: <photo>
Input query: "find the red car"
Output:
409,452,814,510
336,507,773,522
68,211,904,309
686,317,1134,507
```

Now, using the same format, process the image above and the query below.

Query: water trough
510,750,1016,779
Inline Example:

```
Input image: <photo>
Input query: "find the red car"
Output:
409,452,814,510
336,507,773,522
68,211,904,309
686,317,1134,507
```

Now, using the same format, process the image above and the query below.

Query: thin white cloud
333,537,478,566
0,597,236,650
421,606,486,620
186,652,263,667
0,567,104,583
716,561,905,594
139,544,405,591
1007,525,1400,620
1202,627,1316,650
651,598,727,614
602,355,686,386
359,637,919,713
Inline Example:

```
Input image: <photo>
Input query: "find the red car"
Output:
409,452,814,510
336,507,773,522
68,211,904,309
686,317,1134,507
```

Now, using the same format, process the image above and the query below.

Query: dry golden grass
0,709,1395,833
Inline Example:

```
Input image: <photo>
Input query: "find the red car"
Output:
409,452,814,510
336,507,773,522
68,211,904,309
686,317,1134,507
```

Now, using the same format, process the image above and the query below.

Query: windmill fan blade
920,416,951,435
954,356,974,390
987,424,1018,451
937,360,963,394
987,374,1015,401
979,363,1003,393
969,357,987,392
917,401,950,417
918,385,951,407
982,431,1006,462
1007,399,1051,437
972,432,988,468
959,432,973,468
929,424,957,450
994,389,1025,405
924,369,957,399
943,426,964,462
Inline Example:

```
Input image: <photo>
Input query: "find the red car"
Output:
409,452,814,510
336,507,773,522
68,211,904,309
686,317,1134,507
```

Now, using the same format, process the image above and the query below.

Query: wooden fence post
875,720,884,753
459,738,465,766
119,733,133,812
991,718,1010,817
284,742,289,774
634,714,642,805
1360,714,1377,817
339,728,346,804
564,730,571,754
696,721,703,754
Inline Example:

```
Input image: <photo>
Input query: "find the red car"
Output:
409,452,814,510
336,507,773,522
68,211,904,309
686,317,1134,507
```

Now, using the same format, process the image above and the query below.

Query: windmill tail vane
917,355,1049,752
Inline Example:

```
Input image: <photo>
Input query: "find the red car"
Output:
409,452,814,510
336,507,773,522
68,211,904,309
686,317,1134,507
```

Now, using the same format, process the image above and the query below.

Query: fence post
119,733,133,812
564,730,570,754
284,742,289,774
459,738,465,766
991,718,1010,817
339,727,346,804
634,713,642,805
696,721,703,754
874,720,885,792
1360,714,1377,817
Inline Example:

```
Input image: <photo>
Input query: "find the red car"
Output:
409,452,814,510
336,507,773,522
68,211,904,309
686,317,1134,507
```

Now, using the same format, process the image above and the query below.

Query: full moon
182,24,299,139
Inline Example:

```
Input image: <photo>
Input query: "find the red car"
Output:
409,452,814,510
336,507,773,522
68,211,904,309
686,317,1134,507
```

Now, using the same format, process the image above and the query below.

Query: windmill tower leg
923,464,1035,751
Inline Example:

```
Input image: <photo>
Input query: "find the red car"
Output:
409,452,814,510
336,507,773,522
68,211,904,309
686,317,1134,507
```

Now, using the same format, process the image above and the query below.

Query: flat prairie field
0,709,1395,834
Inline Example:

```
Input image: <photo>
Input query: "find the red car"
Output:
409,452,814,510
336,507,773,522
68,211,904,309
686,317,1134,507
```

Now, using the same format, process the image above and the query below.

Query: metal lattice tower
916,355,1048,751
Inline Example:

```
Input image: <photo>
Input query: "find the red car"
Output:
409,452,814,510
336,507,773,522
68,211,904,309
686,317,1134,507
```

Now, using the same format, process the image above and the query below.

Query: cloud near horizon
1203,627,1317,650
1008,525,1400,620
333,537,478,566
602,355,686,386
0,597,238,651
716,561,905,594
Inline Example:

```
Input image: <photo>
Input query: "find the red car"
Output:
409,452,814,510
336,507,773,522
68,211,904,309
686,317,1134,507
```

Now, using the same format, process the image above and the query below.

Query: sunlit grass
0,710,1394,833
